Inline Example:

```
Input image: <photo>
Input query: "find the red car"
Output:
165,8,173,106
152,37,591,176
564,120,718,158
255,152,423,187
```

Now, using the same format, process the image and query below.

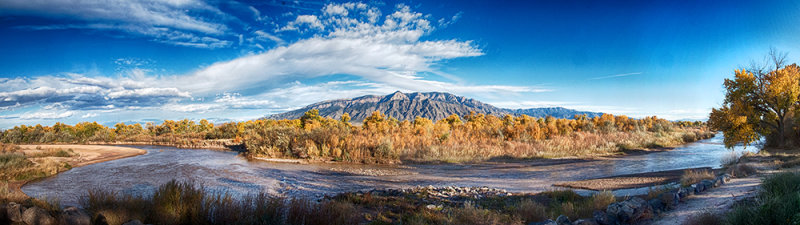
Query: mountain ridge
266,91,603,122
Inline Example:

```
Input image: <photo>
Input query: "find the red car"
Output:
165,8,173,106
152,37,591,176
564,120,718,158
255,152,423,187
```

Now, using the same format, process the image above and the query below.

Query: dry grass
680,169,715,187
0,151,72,181
515,199,547,222
0,143,19,153
26,148,75,158
80,180,359,225
70,180,626,225
541,190,616,220
451,202,523,225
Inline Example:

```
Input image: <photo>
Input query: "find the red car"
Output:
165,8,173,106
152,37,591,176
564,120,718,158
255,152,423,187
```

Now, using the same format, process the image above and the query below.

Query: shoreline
10,145,148,199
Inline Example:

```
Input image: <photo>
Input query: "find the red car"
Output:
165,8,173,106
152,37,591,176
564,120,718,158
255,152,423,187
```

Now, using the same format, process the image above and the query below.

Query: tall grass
77,181,622,225
80,180,356,225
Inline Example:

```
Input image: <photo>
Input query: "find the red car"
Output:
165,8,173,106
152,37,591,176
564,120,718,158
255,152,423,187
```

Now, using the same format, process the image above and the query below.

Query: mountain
266,91,603,122
507,107,603,119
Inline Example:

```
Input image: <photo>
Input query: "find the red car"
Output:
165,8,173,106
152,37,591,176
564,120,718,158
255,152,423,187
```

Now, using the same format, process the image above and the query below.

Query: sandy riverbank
5,145,147,200
18,144,147,168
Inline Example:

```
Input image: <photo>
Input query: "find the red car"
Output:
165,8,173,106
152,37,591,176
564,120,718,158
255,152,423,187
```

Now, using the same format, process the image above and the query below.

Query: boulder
671,190,682,205
7,202,23,222
556,215,571,225
693,183,703,193
529,219,557,225
701,179,714,190
592,210,611,225
22,207,56,225
61,206,91,225
648,198,665,213
0,203,7,222
714,177,723,187
572,218,599,225
93,213,109,225
722,174,732,182
682,186,695,197
122,219,145,225
606,197,652,224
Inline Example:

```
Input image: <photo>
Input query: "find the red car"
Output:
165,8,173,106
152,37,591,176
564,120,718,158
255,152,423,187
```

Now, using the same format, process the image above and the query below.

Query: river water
23,133,756,207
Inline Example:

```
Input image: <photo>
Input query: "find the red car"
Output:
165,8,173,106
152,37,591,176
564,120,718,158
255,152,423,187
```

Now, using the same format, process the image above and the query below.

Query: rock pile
526,173,733,225
0,203,146,225
352,185,513,205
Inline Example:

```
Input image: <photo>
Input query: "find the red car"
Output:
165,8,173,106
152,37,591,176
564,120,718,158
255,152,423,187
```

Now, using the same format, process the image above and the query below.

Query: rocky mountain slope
266,91,602,122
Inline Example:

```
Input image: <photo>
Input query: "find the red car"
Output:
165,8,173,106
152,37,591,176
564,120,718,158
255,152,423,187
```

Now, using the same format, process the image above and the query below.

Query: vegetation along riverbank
2,111,713,164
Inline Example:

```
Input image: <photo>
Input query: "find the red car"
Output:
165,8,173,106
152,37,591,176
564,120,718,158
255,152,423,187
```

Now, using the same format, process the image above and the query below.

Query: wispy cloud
589,72,643,80
0,1,548,126
1,0,233,48
170,3,538,96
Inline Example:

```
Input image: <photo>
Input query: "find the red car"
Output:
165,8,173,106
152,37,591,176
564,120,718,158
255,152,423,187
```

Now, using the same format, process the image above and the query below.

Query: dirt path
648,175,762,225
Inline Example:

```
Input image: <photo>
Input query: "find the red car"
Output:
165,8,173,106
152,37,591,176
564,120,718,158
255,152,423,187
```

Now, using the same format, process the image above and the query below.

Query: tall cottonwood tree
709,49,800,148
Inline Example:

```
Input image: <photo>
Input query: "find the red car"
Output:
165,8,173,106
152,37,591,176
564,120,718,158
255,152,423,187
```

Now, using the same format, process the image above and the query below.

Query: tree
709,49,800,148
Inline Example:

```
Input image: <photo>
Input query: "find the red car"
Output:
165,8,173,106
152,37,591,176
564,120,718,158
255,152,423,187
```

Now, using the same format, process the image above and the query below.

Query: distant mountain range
266,91,603,122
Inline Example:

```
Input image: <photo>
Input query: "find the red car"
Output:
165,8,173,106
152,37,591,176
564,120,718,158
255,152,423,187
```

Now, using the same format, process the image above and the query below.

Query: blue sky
1,0,799,128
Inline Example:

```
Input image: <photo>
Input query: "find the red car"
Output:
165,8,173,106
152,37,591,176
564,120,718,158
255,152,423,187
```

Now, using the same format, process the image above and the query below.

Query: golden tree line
1,110,710,163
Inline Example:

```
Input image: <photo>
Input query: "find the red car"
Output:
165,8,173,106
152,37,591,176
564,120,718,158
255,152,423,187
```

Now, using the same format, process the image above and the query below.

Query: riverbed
23,133,755,207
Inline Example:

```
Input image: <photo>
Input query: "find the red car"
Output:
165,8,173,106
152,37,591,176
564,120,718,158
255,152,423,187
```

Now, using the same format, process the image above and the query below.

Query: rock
592,210,610,225
61,206,91,225
7,202,23,222
529,219,557,225
572,219,599,225
701,179,714,190
93,213,109,225
692,183,703,193
671,190,682,206
556,215,571,225
682,186,695,197
649,198,665,213
714,177,723,187
722,173,732,182
606,197,652,224
22,207,56,225
0,203,7,222
121,219,145,225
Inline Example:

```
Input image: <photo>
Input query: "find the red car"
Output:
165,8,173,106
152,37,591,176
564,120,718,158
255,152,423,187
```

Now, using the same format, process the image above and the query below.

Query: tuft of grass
0,143,19,153
515,199,547,223
680,169,715,187
451,202,522,225
541,190,616,220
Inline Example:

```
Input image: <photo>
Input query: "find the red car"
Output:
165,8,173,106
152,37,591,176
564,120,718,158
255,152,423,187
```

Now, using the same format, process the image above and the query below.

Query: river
23,133,756,207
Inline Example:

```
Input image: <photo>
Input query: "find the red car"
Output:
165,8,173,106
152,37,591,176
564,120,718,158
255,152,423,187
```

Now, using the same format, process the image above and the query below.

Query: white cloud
1,0,232,48
107,87,191,99
254,30,285,44
81,113,98,118
168,3,537,97
0,74,190,110
20,111,74,120
589,72,643,80
0,2,550,125
279,15,324,31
